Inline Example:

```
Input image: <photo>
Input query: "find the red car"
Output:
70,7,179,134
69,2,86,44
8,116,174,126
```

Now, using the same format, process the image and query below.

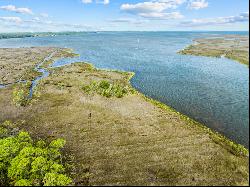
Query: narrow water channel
0,51,56,99
28,51,56,98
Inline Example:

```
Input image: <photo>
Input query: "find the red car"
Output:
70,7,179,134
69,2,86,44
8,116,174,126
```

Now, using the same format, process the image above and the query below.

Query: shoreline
0,47,248,154
0,47,249,185
61,56,249,153
179,35,249,66
101,65,249,155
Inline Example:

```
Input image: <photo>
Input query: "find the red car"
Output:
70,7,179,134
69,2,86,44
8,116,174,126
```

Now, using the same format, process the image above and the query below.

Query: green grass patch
12,82,32,107
82,80,132,98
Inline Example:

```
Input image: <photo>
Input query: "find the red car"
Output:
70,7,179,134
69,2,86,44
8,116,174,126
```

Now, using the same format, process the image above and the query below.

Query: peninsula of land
0,47,249,186
179,35,249,66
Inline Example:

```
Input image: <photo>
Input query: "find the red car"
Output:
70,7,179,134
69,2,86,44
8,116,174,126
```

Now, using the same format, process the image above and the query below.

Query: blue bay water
0,31,249,147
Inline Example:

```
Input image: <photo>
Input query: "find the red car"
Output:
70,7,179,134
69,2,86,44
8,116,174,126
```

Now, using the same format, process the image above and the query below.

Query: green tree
0,121,72,186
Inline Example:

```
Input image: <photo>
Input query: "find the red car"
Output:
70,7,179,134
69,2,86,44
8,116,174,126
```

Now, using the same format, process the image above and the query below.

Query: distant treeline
0,33,35,39
0,32,84,39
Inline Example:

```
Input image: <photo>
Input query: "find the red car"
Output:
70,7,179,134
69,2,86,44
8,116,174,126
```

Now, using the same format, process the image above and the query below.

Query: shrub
0,121,72,186
14,179,32,186
12,89,28,107
12,82,31,107
82,80,130,98
0,127,8,138
43,173,72,186
98,80,110,90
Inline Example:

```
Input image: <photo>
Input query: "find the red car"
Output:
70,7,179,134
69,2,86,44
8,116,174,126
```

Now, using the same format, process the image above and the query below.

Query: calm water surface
0,31,248,147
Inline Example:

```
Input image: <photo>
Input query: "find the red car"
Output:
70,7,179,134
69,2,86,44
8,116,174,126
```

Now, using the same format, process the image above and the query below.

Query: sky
0,0,249,32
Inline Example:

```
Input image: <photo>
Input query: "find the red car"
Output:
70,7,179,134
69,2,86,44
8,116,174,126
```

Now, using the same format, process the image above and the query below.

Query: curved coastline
178,35,249,66
0,47,249,185
102,65,249,156
28,47,250,154
66,56,249,155
0,46,248,154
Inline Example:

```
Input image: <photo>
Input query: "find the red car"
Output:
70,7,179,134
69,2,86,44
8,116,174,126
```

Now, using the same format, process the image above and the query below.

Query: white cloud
181,12,249,27
110,18,149,25
103,0,110,5
0,16,22,23
0,15,98,32
188,0,208,10
33,17,40,21
139,11,184,19
121,1,185,14
120,0,185,19
121,2,169,14
0,5,33,14
82,0,92,3
40,13,49,18
82,0,109,5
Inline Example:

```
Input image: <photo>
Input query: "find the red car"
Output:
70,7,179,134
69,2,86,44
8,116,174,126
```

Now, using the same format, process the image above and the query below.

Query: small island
0,47,248,186
179,35,249,66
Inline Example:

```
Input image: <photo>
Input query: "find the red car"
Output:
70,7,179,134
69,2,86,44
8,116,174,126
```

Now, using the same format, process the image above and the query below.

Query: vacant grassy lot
0,48,249,186
179,35,249,66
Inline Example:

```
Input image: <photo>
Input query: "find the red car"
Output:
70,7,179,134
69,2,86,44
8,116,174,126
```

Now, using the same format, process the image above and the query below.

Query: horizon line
0,30,249,34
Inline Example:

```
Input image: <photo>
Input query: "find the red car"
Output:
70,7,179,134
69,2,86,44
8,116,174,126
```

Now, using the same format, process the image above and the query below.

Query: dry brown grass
179,35,249,66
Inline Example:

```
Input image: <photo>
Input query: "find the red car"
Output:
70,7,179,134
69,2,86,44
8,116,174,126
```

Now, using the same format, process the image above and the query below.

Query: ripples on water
0,31,248,147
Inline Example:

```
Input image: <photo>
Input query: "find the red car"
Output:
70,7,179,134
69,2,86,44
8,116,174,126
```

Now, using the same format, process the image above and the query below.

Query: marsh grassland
179,35,249,66
0,47,249,186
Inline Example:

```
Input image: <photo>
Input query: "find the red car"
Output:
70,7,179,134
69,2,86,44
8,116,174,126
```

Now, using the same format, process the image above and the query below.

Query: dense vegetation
0,33,35,39
12,82,31,107
82,80,131,98
0,121,72,186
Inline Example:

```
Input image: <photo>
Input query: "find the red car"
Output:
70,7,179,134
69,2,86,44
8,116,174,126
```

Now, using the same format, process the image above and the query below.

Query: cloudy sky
0,0,249,32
